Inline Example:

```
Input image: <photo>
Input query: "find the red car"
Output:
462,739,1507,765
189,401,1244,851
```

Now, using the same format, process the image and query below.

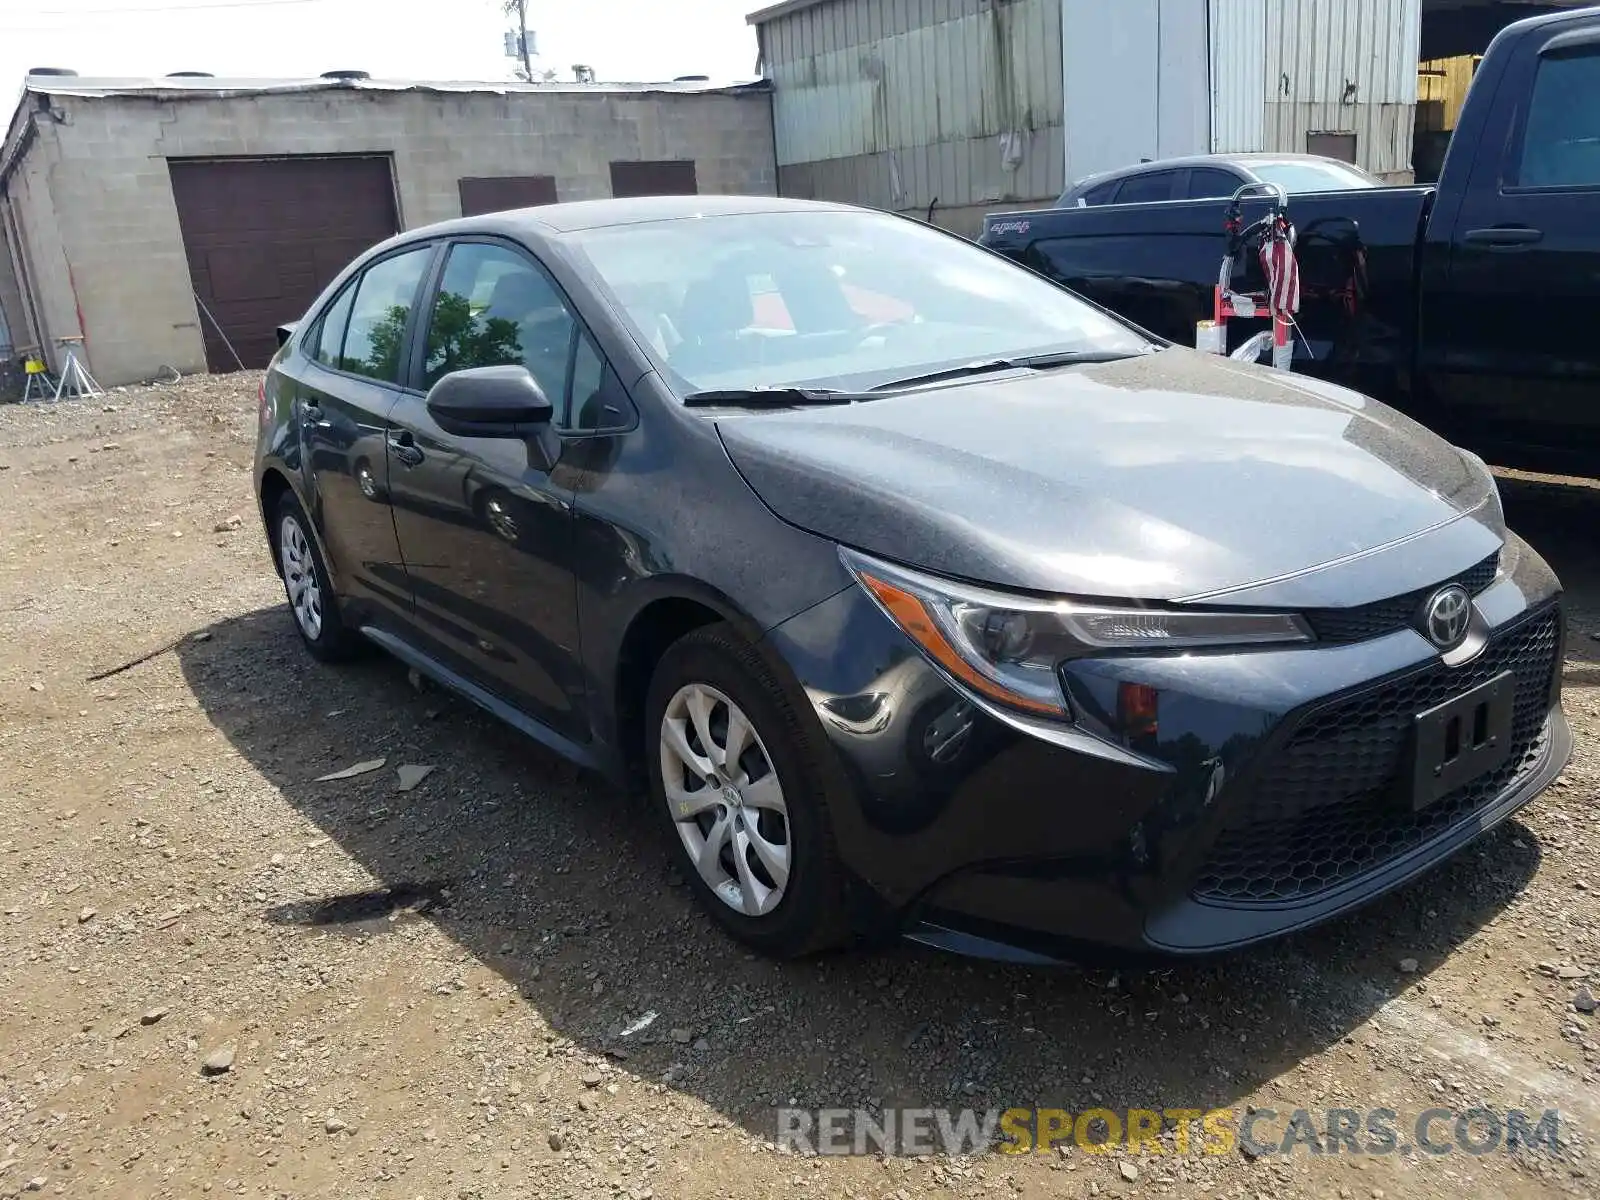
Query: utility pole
504,0,533,82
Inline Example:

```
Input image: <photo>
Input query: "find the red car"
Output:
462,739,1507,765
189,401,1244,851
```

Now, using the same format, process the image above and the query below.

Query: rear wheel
274,493,362,662
645,623,847,957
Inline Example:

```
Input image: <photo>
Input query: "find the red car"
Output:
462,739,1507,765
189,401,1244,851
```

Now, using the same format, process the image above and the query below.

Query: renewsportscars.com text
775,1106,1565,1158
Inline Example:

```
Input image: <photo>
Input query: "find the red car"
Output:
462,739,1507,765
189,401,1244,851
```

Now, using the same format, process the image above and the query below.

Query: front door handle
1462,226,1544,248
388,431,425,467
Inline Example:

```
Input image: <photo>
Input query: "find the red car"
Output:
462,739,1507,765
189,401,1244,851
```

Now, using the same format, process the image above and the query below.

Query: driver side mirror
426,364,552,430
425,365,561,471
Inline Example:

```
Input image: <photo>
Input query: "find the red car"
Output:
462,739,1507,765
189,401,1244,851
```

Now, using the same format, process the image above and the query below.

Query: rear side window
1519,47,1600,188
1114,171,1179,204
339,247,434,383
310,283,356,369
1187,168,1244,199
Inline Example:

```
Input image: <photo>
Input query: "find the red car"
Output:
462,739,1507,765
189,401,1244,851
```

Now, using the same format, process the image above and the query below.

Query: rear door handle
1462,226,1544,248
301,399,330,428
388,431,425,467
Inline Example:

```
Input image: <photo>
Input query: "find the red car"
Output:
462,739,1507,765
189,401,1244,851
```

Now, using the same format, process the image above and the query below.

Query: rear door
1426,20,1600,469
290,243,435,621
384,238,593,739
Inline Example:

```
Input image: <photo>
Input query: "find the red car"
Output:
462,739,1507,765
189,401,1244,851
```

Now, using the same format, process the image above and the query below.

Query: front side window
1188,168,1246,199
340,246,433,383
421,242,576,410
568,330,607,429
1115,171,1179,203
1519,48,1600,188
569,210,1151,396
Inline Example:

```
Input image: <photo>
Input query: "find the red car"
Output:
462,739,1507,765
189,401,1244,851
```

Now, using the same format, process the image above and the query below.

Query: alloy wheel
659,682,791,916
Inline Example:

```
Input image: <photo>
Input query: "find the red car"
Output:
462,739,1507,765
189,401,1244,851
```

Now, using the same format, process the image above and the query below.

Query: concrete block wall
14,84,776,386
2,128,80,368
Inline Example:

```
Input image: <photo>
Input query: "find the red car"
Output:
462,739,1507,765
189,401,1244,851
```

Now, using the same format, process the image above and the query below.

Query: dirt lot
1,374,1599,1200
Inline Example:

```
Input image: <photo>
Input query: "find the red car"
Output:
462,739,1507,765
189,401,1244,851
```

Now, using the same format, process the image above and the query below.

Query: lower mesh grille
1194,606,1560,905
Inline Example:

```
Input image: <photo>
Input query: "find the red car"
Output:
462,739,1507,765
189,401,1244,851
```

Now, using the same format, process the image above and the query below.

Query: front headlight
840,548,1312,719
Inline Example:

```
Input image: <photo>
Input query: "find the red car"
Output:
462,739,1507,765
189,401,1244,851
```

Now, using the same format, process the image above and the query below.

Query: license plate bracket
1408,670,1516,811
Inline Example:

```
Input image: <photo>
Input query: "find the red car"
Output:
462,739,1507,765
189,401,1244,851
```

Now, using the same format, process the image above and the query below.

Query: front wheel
645,624,847,957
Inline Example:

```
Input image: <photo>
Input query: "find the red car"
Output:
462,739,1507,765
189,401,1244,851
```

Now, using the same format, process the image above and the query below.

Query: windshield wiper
681,387,863,408
869,348,1149,392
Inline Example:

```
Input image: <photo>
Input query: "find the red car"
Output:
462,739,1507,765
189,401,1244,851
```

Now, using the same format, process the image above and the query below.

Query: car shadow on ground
174,605,1543,1146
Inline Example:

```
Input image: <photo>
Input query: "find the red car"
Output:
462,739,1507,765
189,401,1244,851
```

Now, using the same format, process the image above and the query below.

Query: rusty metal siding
1262,0,1420,175
1209,0,1419,175
1263,0,1420,106
1262,100,1416,174
762,0,1065,214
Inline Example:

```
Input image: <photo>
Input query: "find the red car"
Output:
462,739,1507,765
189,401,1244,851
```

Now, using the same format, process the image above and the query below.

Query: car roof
1067,152,1361,193
398,194,862,241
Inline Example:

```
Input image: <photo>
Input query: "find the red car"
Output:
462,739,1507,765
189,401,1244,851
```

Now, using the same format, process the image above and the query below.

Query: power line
27,0,320,15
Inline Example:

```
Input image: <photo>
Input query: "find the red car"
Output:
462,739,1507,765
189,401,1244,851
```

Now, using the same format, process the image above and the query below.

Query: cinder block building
0,75,777,386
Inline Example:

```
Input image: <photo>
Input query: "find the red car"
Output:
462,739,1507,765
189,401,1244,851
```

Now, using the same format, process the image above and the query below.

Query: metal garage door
169,156,399,371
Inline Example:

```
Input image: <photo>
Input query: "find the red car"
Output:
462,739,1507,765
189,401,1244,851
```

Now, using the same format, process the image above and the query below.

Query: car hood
715,348,1504,605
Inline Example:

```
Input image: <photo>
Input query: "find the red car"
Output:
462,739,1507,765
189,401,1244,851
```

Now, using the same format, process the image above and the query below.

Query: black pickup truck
980,5,1600,478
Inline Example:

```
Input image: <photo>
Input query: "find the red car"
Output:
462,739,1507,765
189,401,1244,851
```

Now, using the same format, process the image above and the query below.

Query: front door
290,243,435,623
1425,26,1600,471
386,238,589,739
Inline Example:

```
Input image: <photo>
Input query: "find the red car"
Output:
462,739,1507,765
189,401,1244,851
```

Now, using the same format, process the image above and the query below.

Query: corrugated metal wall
755,0,1425,229
1211,0,1421,177
1210,0,1267,151
759,0,1065,230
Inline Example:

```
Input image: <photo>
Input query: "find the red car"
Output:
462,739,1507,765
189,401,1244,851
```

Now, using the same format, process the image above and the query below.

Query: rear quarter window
309,283,357,369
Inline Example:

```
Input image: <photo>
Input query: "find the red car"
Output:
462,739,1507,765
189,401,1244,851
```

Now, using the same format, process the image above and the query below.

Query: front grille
1194,606,1560,905
1302,552,1500,644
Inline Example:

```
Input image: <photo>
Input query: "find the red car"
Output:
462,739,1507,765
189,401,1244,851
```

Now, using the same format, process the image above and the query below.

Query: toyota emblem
1422,584,1472,649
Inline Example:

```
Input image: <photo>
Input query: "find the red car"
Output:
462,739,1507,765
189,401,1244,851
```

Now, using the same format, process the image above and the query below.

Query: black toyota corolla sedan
254,194,1569,962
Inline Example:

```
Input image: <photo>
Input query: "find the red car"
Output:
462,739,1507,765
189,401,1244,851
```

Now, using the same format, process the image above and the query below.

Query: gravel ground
1,374,1599,1200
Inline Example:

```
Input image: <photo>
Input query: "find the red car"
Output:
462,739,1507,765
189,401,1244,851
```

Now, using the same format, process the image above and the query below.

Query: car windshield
566,210,1152,395
1248,161,1379,193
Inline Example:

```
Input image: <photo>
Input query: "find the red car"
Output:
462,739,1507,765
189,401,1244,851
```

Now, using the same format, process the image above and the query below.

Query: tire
273,492,362,663
645,623,848,957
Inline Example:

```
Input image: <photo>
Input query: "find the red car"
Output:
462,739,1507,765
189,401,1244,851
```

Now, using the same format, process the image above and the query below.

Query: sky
0,0,762,109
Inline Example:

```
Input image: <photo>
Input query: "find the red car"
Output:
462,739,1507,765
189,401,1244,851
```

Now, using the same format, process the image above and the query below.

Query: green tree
343,303,411,382
424,291,524,383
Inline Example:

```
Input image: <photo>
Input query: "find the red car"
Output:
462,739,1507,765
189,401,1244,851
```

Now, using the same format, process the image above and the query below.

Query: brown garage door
459,175,558,216
169,156,399,371
609,160,698,197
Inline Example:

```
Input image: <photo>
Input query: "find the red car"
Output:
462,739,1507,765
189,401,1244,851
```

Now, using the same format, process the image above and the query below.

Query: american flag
1259,223,1300,317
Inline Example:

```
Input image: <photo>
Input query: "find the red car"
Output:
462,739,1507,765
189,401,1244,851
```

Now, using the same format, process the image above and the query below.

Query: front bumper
763,532,1569,960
